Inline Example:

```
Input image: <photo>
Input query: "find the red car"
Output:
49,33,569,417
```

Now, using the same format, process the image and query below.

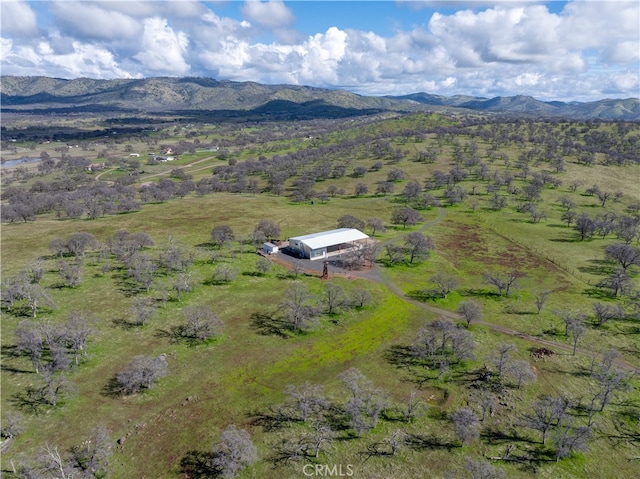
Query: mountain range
1,76,638,121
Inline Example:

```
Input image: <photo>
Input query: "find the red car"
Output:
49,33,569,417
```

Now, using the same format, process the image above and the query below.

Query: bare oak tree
211,425,258,478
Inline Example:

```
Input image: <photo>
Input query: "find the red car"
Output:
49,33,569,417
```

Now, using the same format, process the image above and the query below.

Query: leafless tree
211,425,258,478
130,297,157,326
553,420,591,462
465,456,506,479
354,182,368,196
22,283,56,318
475,390,497,422
279,283,320,331
212,264,237,284
39,365,72,406
457,300,483,327
69,425,113,478
255,257,272,275
27,258,45,284
413,318,476,364
597,269,632,297
159,240,193,272
211,225,235,248
429,272,459,299
555,309,586,336
66,231,98,257
178,305,224,344
15,320,44,373
385,244,405,265
520,395,570,444
63,311,94,365
306,422,336,458
404,390,426,423
173,271,194,301
567,319,586,355
492,343,516,378
285,382,330,422
1,272,30,312
404,232,435,264
351,288,373,308
483,270,524,296
115,355,168,394
534,290,551,314
323,282,347,315
1,411,25,439
365,217,386,236
254,219,281,241
589,362,630,413
127,252,156,291
574,212,596,240
391,207,423,228
338,367,388,433
337,214,365,231
57,258,83,288
506,360,537,388
452,407,480,445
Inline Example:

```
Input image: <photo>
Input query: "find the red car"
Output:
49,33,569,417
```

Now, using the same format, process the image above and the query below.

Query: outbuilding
262,242,279,254
288,228,369,261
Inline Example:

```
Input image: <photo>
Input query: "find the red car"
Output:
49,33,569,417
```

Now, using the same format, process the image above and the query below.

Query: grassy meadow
1,113,639,478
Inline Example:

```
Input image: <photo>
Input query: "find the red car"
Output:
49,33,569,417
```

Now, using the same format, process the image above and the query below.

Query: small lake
0,157,43,168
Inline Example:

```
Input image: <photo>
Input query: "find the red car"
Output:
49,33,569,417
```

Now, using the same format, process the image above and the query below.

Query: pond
0,157,43,168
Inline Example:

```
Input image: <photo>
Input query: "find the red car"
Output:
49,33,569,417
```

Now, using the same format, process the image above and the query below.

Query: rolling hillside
1,76,638,120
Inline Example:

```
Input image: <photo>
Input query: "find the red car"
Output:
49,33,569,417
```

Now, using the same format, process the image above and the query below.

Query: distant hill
1,76,638,120
393,92,640,120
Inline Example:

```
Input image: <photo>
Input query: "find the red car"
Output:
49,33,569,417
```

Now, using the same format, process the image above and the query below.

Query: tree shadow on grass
179,450,219,479
407,290,442,302
459,288,501,299
101,377,126,398
384,344,422,368
583,288,615,300
250,312,290,338
111,318,140,330
405,433,457,452
247,406,296,432
0,345,35,374
578,259,613,276
10,387,47,415
481,425,536,445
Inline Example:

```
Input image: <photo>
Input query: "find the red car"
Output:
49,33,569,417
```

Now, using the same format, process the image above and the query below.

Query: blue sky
1,1,638,101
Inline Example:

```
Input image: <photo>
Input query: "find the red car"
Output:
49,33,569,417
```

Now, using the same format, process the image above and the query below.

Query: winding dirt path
135,155,219,184
374,208,639,373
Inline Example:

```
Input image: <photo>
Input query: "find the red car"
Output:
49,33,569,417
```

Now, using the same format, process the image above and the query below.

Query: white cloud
89,0,206,18
241,0,295,29
0,0,38,37
51,1,141,41
133,17,190,75
0,38,134,78
0,1,637,101
561,1,639,66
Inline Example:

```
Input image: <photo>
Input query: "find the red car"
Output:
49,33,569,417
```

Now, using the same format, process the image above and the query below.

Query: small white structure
289,228,369,261
263,242,279,255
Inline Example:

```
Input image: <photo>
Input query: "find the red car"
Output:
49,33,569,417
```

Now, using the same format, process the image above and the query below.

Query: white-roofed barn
288,228,370,261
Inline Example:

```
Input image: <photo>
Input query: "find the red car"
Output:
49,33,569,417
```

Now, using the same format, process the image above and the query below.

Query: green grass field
2,113,639,478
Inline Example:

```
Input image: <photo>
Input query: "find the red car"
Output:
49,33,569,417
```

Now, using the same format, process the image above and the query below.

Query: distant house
86,162,105,171
289,228,369,261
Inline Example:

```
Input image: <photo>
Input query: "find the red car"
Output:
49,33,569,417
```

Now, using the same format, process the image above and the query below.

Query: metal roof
290,228,369,250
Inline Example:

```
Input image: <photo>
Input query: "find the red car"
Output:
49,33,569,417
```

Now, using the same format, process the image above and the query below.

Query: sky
1,0,638,101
